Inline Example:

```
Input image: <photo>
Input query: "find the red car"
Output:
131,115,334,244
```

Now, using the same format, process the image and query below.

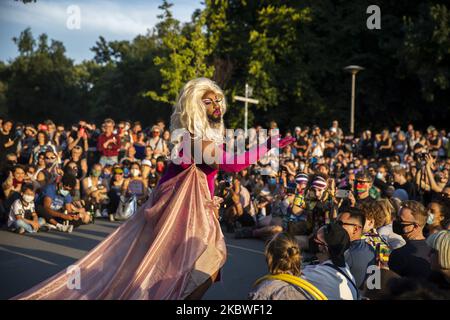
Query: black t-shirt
356,195,375,208
0,131,17,159
388,240,432,279
394,181,416,200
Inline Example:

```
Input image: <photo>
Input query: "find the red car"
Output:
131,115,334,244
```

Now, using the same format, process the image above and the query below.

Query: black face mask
308,237,320,254
392,220,415,236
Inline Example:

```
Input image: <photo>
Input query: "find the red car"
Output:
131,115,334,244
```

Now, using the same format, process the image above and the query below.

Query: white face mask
23,194,35,203
131,169,140,177
376,172,384,180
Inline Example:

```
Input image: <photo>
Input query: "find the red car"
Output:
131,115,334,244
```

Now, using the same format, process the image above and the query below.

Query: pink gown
12,136,293,300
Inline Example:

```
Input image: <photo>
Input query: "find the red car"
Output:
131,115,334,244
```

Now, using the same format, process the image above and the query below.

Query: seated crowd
1,117,449,300
0,118,170,233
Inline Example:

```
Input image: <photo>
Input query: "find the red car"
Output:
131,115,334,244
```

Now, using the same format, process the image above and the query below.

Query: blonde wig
170,78,227,155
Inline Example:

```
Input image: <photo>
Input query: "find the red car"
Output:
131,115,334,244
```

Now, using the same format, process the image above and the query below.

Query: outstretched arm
220,136,295,173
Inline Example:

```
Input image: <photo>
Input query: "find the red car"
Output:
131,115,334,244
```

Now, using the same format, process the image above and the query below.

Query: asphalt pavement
0,219,267,300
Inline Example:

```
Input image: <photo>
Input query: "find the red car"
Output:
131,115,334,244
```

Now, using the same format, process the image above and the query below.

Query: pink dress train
12,136,293,300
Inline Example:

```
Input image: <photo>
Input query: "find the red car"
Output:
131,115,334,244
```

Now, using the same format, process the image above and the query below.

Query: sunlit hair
265,232,301,277
170,78,226,154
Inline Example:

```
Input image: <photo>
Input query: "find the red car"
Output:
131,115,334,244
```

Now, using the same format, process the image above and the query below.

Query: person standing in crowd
378,129,393,158
337,208,376,289
389,200,432,279
392,165,416,200
0,120,17,163
148,125,168,159
97,118,121,166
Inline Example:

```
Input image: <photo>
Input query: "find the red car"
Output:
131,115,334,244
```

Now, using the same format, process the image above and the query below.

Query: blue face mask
59,188,70,197
102,173,111,179
268,178,277,186
427,212,435,225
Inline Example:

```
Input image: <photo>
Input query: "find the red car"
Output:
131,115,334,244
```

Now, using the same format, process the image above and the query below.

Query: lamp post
343,65,364,135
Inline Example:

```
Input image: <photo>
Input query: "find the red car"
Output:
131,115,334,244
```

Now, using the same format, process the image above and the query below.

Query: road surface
0,219,267,300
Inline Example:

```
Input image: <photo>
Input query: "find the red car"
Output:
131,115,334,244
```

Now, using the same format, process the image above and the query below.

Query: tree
144,1,214,105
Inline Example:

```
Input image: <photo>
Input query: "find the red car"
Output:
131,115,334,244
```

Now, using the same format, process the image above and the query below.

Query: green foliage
1,0,450,131
145,1,214,105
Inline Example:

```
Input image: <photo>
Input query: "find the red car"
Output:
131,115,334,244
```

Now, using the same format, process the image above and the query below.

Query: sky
0,0,203,64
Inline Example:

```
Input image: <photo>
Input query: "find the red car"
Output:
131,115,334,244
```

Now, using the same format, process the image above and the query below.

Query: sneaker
94,209,102,218
56,223,72,233
102,209,109,218
16,227,25,235
109,214,115,222
43,223,57,231
39,225,50,232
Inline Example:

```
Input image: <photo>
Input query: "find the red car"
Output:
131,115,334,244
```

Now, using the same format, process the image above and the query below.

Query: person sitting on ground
7,183,46,234
82,163,109,217
2,165,28,204
35,150,63,187
389,200,432,279
37,174,89,233
107,167,128,220
301,223,359,300
249,232,326,300
123,162,148,205
63,145,88,179
336,207,376,289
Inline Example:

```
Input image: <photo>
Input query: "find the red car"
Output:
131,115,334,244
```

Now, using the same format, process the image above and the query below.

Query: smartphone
336,189,351,199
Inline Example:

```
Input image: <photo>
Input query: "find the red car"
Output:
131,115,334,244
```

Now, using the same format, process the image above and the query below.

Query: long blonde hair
170,78,226,156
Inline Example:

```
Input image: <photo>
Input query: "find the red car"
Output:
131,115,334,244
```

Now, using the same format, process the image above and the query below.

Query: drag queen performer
13,78,294,300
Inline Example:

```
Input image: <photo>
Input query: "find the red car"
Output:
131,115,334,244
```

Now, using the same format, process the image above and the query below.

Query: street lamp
343,65,364,135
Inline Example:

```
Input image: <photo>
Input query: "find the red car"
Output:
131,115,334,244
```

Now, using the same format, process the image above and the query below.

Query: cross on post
233,83,259,137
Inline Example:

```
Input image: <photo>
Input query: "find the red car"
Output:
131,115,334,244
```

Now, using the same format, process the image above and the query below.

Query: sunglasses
337,220,362,229
313,237,328,248
45,157,56,160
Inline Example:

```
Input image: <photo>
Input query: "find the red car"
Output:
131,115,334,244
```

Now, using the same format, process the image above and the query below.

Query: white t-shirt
301,260,358,300
8,199,35,227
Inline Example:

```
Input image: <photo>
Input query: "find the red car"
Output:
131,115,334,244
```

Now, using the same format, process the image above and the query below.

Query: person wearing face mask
36,174,81,233
425,201,449,236
389,200,432,279
304,174,336,231
302,223,358,300
348,170,376,208
35,150,63,187
7,184,46,234
82,164,109,217
123,162,148,205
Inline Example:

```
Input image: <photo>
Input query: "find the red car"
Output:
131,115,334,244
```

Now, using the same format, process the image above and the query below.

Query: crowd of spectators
1,116,449,299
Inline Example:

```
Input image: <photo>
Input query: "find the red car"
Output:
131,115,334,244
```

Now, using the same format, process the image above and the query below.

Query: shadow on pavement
0,244,77,299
